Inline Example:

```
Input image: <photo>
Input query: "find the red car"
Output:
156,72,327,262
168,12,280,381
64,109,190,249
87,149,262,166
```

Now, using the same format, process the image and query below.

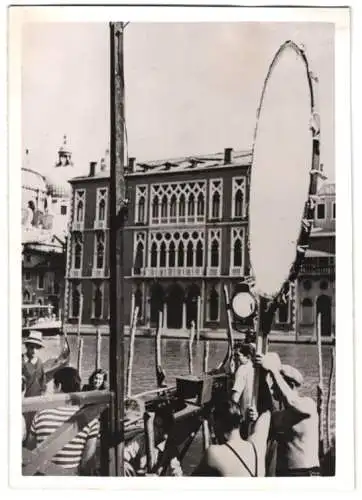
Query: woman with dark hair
193,398,271,477
82,369,108,391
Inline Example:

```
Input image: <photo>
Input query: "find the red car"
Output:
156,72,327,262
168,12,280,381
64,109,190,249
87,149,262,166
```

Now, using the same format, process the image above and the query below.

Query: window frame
37,272,45,290
231,177,246,219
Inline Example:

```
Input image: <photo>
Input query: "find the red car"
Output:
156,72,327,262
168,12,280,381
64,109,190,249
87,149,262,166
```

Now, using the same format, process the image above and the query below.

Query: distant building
296,182,335,340
64,147,304,336
64,148,335,340
21,137,72,316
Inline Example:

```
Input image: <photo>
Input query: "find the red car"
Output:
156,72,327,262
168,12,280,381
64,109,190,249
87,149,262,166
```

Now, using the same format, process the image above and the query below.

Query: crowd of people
22,331,320,477
193,342,321,477
22,330,108,475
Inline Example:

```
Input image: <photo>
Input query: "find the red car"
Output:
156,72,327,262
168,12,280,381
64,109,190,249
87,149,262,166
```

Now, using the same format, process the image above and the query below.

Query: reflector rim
248,40,319,304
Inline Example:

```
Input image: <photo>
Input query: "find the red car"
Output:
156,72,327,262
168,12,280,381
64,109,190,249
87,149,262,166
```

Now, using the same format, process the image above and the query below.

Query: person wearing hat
255,352,320,477
22,331,46,398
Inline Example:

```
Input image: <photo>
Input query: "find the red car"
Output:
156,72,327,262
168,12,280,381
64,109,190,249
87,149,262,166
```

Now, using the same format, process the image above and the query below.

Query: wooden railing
22,390,113,476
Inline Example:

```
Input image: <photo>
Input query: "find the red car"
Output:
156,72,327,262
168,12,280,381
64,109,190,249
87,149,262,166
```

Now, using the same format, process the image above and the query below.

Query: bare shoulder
301,396,317,413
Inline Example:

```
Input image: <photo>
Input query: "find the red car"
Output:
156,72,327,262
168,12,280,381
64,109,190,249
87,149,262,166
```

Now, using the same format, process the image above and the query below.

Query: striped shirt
30,406,100,470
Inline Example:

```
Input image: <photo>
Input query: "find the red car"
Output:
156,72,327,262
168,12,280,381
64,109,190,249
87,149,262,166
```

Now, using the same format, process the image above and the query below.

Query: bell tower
55,134,73,168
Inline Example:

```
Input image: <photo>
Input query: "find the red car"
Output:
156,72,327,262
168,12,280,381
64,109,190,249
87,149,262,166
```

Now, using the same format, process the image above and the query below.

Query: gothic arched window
211,240,219,267
161,195,168,219
76,200,84,222
96,232,105,269
151,242,158,267
188,194,195,217
209,287,219,321
178,241,184,267
179,194,186,217
134,241,144,273
152,196,159,219
170,195,177,219
187,241,193,267
138,197,145,223
233,239,242,267
169,241,176,267
197,193,204,216
72,286,80,317
73,235,83,269
94,287,103,319
278,300,289,323
160,241,167,267
301,297,313,324
98,198,106,221
212,192,220,219
196,240,203,267
235,190,243,217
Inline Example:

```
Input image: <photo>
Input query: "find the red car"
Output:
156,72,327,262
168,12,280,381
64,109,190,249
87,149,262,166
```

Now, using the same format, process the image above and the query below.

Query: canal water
42,335,336,475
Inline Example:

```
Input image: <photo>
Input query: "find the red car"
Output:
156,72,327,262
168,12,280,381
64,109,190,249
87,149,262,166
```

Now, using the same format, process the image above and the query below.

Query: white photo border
5,1,353,494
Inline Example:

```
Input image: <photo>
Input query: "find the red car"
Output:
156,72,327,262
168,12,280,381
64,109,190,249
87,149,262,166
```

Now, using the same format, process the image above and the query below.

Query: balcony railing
229,266,244,277
72,221,84,231
140,267,204,278
206,267,221,277
150,215,206,226
92,268,106,278
299,264,335,275
93,220,107,230
69,268,82,278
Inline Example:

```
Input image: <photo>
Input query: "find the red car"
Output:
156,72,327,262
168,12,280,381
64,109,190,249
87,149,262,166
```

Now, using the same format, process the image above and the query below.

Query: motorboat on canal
22,304,62,337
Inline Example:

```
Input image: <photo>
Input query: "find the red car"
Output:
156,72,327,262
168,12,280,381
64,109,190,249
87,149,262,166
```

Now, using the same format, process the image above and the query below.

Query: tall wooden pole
109,21,127,476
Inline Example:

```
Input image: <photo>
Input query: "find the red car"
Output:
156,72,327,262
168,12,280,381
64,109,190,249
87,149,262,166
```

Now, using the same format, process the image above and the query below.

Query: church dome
22,167,47,194
45,170,72,198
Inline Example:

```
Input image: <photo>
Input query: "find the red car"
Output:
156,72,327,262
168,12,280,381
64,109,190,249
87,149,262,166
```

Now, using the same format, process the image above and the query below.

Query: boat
22,304,62,337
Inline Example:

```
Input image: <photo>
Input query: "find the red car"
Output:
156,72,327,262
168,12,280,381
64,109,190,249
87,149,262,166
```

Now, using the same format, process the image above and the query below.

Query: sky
21,22,334,180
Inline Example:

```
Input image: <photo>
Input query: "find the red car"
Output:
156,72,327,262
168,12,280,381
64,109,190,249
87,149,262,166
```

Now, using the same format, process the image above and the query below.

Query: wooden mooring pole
316,312,325,457
126,305,139,398
77,337,84,379
95,328,102,371
109,21,127,476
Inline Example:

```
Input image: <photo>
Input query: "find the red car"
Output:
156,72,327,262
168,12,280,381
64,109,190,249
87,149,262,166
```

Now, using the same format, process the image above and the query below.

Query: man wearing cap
22,331,46,398
256,352,320,477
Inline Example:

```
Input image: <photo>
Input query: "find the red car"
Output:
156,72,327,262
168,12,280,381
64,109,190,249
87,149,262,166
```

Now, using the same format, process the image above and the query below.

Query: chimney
128,157,136,172
89,161,97,177
224,147,233,164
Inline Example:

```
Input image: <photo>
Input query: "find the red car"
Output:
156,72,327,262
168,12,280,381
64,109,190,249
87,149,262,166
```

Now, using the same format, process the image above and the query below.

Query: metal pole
109,21,126,476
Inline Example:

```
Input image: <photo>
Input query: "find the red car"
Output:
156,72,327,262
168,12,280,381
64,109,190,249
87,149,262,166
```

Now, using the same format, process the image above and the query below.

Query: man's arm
270,370,313,417
247,410,271,473
39,363,47,395
80,437,98,466
79,420,99,473
231,365,246,403
26,431,37,450
257,353,312,417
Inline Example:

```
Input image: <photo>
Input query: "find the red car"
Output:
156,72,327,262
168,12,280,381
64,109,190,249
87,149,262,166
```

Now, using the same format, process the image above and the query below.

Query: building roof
305,249,334,258
129,149,252,176
68,149,252,183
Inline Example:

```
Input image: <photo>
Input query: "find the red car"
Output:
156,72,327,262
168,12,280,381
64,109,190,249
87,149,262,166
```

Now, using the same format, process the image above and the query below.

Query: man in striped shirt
26,367,100,475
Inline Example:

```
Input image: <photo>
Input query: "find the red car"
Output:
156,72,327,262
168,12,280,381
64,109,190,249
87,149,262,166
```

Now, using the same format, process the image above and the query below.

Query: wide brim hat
280,364,303,387
24,330,44,348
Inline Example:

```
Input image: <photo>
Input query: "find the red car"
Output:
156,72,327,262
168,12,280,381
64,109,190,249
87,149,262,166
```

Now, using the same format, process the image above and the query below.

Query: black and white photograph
6,3,353,488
